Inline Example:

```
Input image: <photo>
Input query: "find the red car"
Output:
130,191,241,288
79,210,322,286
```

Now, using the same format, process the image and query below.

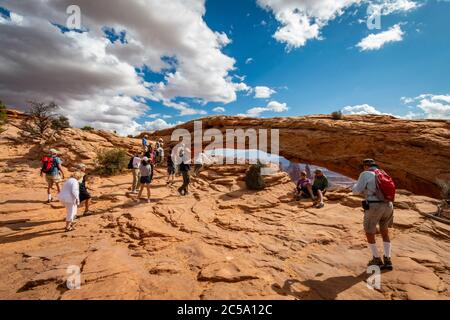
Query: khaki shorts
46,174,61,185
363,202,394,234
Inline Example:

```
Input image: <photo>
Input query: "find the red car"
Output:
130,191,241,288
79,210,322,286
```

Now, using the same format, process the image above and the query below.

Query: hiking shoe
367,257,384,267
315,203,325,209
382,256,393,271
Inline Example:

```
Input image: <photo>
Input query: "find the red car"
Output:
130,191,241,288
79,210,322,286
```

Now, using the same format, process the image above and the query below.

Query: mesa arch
145,114,450,198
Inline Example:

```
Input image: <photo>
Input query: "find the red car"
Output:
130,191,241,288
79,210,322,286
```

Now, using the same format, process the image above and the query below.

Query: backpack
372,168,396,202
41,156,55,173
127,157,134,170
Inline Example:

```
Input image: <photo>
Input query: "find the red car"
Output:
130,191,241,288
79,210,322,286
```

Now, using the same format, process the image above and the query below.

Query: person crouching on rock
311,169,328,209
77,164,93,216
137,156,153,203
295,171,315,200
58,171,83,232
352,159,394,270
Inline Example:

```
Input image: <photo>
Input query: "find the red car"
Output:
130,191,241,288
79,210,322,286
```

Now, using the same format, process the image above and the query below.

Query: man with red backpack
40,149,65,203
352,159,395,270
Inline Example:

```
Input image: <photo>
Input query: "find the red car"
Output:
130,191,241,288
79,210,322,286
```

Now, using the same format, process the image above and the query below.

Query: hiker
40,149,65,203
178,160,190,196
193,151,209,176
167,148,175,184
137,156,153,203
142,135,149,152
295,171,315,200
77,164,93,216
128,152,141,193
352,159,395,270
311,169,328,208
144,144,155,163
58,171,83,232
156,138,164,165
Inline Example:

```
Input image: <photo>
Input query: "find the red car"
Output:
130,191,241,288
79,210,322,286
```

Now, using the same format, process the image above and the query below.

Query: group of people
40,149,92,232
41,143,396,270
294,168,328,209
294,159,395,270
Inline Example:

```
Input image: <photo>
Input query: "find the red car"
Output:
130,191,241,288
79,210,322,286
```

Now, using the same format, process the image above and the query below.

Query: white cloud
138,119,182,132
357,24,404,51
254,86,276,99
402,94,450,119
213,107,226,113
257,0,362,50
257,1,419,50
341,104,390,115
0,0,246,134
239,100,288,117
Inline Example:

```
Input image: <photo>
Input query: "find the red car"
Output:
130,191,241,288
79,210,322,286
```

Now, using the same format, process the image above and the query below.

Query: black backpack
127,157,134,170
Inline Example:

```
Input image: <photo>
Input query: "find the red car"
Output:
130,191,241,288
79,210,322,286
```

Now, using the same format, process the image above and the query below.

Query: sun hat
49,148,59,154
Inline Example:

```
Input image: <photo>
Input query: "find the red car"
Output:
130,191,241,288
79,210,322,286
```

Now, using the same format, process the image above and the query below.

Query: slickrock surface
0,118,449,300
144,115,450,198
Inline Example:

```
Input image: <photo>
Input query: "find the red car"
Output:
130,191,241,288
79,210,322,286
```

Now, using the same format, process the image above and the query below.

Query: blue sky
0,0,449,134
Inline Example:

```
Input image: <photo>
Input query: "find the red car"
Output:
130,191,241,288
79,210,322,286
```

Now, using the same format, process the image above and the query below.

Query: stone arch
146,115,450,198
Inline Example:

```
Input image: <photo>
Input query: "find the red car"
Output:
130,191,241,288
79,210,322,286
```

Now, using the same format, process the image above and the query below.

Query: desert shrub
0,101,7,133
245,160,266,191
19,101,68,139
437,180,450,200
51,115,71,130
82,125,94,131
96,148,129,175
331,111,343,120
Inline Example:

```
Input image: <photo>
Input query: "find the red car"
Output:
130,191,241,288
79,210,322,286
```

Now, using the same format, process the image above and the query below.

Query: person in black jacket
178,161,190,196
77,164,93,215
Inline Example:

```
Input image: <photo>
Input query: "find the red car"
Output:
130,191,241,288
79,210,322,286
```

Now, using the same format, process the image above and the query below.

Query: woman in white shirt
58,171,83,232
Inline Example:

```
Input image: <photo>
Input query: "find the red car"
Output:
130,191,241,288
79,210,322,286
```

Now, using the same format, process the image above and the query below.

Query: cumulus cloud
341,104,390,115
401,94,450,119
357,24,404,51
254,86,276,99
257,0,419,50
239,100,288,117
0,0,247,134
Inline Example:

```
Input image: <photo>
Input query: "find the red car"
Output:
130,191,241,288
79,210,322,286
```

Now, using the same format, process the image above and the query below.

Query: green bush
51,115,71,130
96,148,129,175
82,125,94,131
245,161,266,191
331,111,343,120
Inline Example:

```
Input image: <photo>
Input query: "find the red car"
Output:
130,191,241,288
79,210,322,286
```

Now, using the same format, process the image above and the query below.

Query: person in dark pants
77,164,93,215
167,148,175,185
178,161,190,196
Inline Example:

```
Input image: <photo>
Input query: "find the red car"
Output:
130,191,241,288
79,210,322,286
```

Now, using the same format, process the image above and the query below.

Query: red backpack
41,156,55,173
372,168,396,202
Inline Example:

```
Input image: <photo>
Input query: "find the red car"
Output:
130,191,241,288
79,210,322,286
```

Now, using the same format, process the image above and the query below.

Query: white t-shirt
132,156,141,169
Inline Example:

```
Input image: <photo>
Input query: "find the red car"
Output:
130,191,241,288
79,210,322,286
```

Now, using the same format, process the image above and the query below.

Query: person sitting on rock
77,164,93,216
136,156,153,203
58,171,83,232
352,159,394,270
295,171,315,200
312,169,328,209
40,149,65,203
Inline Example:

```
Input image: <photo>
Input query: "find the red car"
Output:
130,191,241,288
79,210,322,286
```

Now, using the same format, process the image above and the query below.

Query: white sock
369,243,380,258
383,242,392,258
48,194,52,201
